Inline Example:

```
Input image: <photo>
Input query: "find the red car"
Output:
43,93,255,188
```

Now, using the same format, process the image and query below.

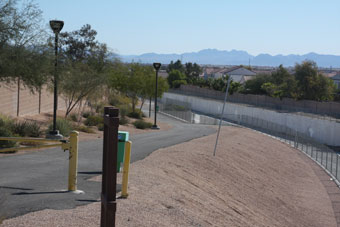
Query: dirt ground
1,126,337,227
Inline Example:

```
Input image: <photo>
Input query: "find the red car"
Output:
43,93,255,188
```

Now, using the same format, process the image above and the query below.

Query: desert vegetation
0,0,169,142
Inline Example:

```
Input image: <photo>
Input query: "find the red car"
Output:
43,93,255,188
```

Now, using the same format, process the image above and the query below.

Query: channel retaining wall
163,92,340,146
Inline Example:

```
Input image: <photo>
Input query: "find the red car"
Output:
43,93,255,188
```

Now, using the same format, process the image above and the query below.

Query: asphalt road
0,113,216,219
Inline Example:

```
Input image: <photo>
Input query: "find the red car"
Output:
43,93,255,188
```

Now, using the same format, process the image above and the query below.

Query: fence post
68,131,79,191
321,146,324,166
336,155,339,180
331,152,334,175
101,107,119,227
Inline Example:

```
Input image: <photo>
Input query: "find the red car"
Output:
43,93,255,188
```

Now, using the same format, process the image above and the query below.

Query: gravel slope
2,126,336,227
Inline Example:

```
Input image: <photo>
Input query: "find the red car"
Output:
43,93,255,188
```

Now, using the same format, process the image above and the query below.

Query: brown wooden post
101,107,119,227
17,77,20,116
38,88,41,114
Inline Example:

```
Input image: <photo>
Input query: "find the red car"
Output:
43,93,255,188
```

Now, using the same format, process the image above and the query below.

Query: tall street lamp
151,62,161,129
48,20,64,139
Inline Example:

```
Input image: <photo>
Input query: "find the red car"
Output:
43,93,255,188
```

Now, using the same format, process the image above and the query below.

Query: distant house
158,70,168,78
331,73,340,89
203,66,257,83
224,66,257,83
203,67,225,79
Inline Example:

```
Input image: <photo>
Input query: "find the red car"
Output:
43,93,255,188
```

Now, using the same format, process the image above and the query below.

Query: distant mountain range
119,49,340,68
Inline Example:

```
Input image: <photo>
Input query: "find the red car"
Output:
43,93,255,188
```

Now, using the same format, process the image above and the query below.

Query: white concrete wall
163,92,340,146
230,74,242,83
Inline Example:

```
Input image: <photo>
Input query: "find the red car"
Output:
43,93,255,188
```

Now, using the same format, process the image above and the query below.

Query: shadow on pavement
78,171,102,175
12,191,69,195
0,186,33,191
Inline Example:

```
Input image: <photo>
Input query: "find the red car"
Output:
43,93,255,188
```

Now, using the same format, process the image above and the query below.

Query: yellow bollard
68,131,79,191
121,141,132,198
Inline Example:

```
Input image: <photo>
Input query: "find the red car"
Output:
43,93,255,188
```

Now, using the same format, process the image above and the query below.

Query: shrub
0,114,14,129
47,118,72,137
173,105,186,111
117,104,131,119
84,115,103,126
8,121,27,136
97,123,104,131
94,102,106,114
119,117,129,125
133,120,152,129
0,118,5,128
109,95,131,107
73,125,95,133
127,110,143,119
0,128,16,149
82,111,91,118
24,121,42,137
69,113,79,122
172,79,187,88
164,104,188,111
9,121,42,137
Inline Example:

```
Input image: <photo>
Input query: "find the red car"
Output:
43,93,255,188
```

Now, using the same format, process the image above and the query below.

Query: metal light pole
213,76,231,156
48,20,64,139
151,63,161,129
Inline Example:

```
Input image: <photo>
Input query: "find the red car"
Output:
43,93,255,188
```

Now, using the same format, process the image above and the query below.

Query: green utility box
117,131,129,173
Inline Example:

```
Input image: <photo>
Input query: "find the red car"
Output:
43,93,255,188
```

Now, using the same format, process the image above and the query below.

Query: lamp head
153,62,161,70
49,20,64,34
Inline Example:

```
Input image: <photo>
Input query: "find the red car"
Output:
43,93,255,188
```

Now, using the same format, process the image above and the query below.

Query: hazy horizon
35,0,340,57
121,48,340,57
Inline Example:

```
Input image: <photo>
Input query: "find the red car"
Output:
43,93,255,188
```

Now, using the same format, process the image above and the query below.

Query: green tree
242,74,272,95
59,24,109,116
185,62,202,79
139,69,169,110
110,63,148,112
109,63,169,113
167,70,187,88
270,65,298,99
0,0,45,48
261,82,280,97
229,81,242,94
295,61,335,101
166,60,184,73
211,77,226,91
0,0,49,90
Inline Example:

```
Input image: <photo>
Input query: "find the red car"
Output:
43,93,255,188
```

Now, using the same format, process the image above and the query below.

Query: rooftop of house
203,66,257,76
331,73,340,80
224,66,256,76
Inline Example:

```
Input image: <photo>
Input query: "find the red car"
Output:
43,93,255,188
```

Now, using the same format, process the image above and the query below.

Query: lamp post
151,62,161,129
48,20,64,139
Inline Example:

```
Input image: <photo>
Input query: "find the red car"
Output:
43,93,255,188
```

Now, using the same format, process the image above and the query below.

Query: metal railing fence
158,98,340,185
171,86,340,121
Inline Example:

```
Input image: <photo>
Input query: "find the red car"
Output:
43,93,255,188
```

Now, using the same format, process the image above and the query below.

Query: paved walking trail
2,123,339,227
0,113,215,220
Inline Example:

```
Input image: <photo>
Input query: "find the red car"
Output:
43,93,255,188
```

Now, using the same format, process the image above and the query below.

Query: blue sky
35,0,340,56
